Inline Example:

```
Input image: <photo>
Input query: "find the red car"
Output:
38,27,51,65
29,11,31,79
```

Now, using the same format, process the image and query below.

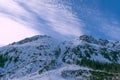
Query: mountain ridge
0,35,120,80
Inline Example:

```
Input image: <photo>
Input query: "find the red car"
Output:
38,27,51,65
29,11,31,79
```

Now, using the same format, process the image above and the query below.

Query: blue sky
0,0,120,45
98,0,120,16
73,0,120,40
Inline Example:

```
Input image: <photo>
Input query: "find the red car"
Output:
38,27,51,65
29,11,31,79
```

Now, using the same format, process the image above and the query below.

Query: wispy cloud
0,15,39,45
76,0,120,40
1,0,120,42
18,0,84,39
101,22,120,40
0,0,84,41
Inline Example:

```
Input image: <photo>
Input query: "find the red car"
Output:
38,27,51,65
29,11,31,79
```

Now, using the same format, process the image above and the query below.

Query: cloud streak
0,0,84,42
101,22,120,40
1,0,120,45
0,15,39,45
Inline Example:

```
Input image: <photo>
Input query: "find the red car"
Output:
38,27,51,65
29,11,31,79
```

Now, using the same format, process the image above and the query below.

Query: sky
0,0,120,45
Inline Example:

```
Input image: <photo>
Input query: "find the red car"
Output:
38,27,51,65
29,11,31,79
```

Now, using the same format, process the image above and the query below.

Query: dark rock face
79,35,95,43
79,35,109,46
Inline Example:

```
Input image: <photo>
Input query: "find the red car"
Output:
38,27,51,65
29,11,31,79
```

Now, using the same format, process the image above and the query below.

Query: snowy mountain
0,35,120,80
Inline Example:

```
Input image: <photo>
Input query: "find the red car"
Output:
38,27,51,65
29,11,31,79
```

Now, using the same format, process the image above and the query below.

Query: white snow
12,64,90,80
0,35,120,80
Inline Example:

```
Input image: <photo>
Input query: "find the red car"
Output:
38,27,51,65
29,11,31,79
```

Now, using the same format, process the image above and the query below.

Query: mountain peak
79,35,109,46
11,35,51,45
79,35,95,42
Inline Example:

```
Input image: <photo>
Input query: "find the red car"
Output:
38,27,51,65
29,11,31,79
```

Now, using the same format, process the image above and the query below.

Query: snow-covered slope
61,35,120,64
14,65,91,80
0,35,120,80
0,35,60,79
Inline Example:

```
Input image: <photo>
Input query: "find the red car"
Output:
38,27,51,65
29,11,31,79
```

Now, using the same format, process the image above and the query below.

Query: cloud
0,0,28,18
2,0,120,42
101,22,120,40
18,0,84,37
0,15,40,45
75,0,120,40
0,0,84,41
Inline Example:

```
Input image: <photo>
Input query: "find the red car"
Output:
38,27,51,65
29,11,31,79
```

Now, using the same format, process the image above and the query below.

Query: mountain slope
0,35,120,80
0,35,60,79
